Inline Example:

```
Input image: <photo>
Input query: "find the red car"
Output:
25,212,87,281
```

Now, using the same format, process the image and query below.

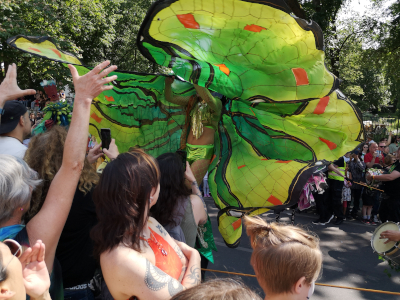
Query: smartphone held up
100,128,111,150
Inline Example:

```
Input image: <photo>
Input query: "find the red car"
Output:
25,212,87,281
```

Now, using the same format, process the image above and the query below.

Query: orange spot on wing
211,154,217,163
267,195,282,206
28,47,41,53
276,160,292,163
51,49,62,58
177,14,200,29
215,64,230,76
244,24,267,32
91,112,103,124
261,158,269,161
292,68,309,86
238,165,246,169
232,218,242,231
313,96,330,114
167,119,175,125
105,95,115,102
319,137,337,150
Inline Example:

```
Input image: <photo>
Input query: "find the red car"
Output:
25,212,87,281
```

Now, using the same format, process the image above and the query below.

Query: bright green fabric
9,0,365,247
186,143,214,165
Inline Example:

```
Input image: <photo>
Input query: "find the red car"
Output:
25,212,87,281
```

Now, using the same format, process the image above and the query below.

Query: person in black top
24,126,119,300
367,148,400,223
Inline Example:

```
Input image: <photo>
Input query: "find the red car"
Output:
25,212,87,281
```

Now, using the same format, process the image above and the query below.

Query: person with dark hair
91,149,201,300
170,278,262,300
151,153,207,247
368,148,400,223
0,239,52,300
361,143,368,160
348,150,365,220
389,134,400,154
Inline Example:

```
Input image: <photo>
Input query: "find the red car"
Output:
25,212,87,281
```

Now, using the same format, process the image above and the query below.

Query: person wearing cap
0,100,32,158
348,150,366,219
0,64,36,158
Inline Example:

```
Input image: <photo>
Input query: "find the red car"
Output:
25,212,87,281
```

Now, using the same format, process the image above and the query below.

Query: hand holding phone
100,128,111,150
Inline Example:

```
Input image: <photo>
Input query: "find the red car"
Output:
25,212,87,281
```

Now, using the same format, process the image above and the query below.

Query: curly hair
24,126,99,221
150,153,191,227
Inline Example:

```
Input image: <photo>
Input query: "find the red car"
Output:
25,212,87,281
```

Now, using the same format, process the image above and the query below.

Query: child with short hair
245,216,322,300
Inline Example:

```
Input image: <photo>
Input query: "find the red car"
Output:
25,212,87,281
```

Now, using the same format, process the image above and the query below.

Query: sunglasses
3,239,22,269
379,146,386,148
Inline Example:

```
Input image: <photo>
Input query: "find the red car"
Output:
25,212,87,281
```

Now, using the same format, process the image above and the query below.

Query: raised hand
87,142,104,164
68,60,118,104
0,63,36,104
19,240,50,299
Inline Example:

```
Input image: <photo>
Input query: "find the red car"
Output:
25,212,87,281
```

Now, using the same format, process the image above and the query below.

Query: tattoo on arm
183,265,201,286
156,224,167,236
173,244,184,260
192,180,207,213
144,260,184,297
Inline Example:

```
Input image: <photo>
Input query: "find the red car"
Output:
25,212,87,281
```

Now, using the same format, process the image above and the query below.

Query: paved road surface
204,198,400,300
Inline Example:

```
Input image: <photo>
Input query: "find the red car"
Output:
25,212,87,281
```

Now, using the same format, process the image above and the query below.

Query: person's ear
293,276,307,295
0,287,16,299
19,115,25,126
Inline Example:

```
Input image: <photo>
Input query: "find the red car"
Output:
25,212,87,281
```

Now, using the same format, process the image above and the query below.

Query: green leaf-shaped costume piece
8,0,364,247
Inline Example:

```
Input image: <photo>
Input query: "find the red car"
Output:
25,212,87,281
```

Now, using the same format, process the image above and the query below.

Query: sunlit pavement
204,198,400,300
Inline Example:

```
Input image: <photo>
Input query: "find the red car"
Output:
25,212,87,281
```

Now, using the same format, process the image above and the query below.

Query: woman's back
100,218,188,300
56,188,98,288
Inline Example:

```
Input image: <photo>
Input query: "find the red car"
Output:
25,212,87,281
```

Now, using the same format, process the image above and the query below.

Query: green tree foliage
0,0,164,92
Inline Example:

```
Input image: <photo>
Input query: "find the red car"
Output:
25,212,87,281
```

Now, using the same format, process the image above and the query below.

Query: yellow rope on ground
202,268,400,296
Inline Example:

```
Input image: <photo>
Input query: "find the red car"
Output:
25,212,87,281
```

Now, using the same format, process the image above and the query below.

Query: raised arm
164,76,191,106
193,84,221,113
27,61,118,272
387,132,392,146
0,64,36,124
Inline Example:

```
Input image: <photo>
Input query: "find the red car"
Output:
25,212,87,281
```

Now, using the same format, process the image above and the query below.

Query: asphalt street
204,198,400,300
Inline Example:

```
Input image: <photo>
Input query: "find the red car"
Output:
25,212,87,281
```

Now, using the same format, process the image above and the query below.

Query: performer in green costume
8,0,364,249
165,76,222,184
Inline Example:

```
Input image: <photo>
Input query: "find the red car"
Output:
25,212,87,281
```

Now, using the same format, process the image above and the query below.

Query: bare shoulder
189,194,203,210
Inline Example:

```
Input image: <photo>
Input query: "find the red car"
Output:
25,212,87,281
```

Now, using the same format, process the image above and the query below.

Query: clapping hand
19,240,50,300
0,64,36,104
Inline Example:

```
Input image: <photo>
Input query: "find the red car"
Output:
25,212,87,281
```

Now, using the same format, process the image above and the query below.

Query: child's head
245,216,322,299
170,278,262,300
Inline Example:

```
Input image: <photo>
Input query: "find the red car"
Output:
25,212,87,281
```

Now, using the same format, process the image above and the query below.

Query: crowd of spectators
313,133,400,226
1,63,400,300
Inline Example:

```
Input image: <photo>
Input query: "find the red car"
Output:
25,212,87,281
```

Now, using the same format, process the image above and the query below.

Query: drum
371,221,400,265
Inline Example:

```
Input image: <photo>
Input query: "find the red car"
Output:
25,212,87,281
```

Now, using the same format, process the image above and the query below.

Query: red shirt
364,152,381,164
